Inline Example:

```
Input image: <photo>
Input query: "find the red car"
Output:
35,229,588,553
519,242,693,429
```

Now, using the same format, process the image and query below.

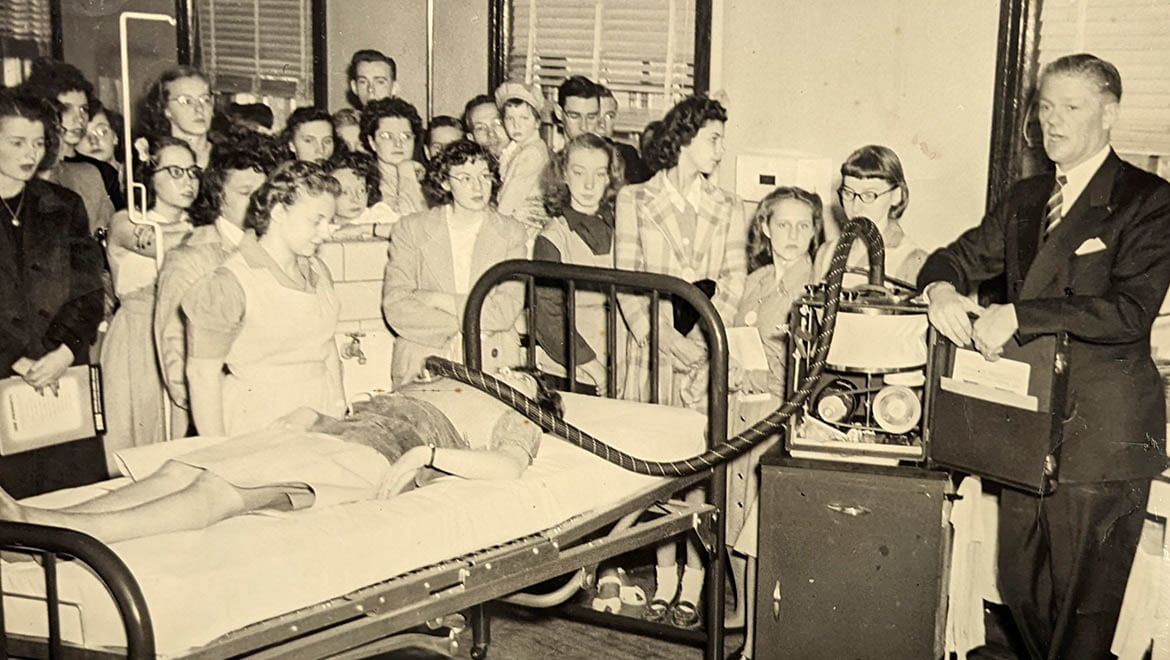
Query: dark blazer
0,178,105,379
918,151,1170,483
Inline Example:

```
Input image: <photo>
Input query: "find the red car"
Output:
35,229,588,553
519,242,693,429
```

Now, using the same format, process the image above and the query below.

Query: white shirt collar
1055,143,1111,216
215,216,245,247
662,173,706,213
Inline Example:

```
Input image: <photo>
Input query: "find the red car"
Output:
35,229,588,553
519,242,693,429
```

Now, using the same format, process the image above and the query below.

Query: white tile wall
325,237,395,400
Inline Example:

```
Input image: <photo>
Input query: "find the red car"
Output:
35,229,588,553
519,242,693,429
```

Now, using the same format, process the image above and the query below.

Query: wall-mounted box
735,150,836,204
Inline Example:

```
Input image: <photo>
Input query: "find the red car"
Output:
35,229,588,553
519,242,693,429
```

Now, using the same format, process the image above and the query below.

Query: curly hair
541,133,623,221
747,186,824,272
245,161,340,236
645,95,727,172
20,57,94,103
326,149,381,206
0,90,61,174
839,145,909,221
360,97,423,160
134,136,197,209
422,139,499,207
135,66,211,140
190,146,278,226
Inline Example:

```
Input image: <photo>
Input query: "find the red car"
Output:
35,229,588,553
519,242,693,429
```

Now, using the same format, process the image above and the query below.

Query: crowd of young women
0,57,926,658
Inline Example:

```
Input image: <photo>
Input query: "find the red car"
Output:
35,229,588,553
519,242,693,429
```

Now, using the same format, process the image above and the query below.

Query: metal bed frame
0,261,730,659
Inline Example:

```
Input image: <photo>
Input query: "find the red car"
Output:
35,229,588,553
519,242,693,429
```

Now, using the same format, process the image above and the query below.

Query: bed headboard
462,258,729,451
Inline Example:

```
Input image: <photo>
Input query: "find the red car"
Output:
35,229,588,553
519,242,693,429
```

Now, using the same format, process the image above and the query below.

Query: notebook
0,365,105,455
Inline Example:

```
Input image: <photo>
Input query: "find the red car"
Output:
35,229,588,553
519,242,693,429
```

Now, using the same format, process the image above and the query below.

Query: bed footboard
463,259,730,660
0,520,154,659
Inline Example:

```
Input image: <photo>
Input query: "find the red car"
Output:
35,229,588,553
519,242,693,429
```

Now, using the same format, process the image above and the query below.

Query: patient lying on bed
0,370,555,544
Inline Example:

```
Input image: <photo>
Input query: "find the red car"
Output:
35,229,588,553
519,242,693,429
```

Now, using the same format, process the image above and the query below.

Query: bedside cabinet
754,454,950,659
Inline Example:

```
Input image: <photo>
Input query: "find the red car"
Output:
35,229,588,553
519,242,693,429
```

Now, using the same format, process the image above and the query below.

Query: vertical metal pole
606,285,617,399
649,292,659,404
425,0,435,120
566,281,577,392
174,0,193,64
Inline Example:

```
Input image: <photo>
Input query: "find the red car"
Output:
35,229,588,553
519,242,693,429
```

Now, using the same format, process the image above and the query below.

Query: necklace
0,190,24,227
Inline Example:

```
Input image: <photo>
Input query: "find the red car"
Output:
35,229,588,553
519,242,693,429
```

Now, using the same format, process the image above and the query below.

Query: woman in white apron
183,161,344,436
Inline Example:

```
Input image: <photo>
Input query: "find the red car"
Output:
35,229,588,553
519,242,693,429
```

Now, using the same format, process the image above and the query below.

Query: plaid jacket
613,171,747,402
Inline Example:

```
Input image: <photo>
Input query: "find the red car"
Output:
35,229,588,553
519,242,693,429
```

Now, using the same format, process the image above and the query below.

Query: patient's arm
378,445,530,499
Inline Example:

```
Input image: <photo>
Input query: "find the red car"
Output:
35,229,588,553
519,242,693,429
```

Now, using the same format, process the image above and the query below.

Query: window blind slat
509,0,697,133
197,0,312,104
1039,0,1170,158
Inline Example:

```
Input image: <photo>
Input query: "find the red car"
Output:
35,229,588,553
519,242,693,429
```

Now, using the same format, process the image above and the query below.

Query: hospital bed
0,260,731,659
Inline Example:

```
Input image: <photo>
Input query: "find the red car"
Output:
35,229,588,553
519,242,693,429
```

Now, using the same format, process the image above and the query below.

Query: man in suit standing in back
919,53,1170,659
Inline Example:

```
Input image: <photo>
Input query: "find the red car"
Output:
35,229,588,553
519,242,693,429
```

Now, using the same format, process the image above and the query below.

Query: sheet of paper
726,326,770,371
950,348,1031,396
940,376,1039,412
3,377,83,442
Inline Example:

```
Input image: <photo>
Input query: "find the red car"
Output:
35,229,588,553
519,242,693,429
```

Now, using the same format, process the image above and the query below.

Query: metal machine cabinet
754,454,949,660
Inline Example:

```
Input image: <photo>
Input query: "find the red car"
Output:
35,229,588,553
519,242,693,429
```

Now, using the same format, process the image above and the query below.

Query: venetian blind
1038,0,1170,163
0,0,50,87
196,0,313,103
509,0,696,134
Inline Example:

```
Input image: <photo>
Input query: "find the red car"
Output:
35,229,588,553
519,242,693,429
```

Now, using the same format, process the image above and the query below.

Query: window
196,0,314,105
1037,0,1170,179
0,0,51,87
504,0,706,134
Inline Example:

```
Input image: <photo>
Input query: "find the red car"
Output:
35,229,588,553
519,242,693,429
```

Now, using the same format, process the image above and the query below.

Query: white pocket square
1074,237,1107,255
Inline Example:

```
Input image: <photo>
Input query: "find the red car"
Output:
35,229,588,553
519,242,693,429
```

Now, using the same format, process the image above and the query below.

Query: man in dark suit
919,53,1170,659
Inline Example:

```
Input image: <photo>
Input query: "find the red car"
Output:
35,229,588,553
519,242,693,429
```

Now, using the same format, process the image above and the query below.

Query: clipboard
0,365,106,456
926,331,1069,494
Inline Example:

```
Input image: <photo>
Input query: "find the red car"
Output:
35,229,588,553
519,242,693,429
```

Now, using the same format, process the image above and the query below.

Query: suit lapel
1021,152,1121,298
420,208,457,293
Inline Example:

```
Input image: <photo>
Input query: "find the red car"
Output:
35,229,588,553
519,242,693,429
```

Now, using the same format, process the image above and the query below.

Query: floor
385,559,746,659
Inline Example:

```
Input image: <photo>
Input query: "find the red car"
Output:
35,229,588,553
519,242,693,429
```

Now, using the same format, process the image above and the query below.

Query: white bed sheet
1,393,707,657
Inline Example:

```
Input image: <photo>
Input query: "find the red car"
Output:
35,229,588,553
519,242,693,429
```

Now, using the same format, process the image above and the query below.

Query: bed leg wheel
470,643,490,659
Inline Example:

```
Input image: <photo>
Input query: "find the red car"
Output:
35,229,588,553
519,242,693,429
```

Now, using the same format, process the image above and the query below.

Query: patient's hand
378,446,429,499
272,407,322,431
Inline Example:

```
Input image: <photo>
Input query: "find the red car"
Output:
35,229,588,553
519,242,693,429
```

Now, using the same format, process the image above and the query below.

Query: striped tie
1044,174,1068,235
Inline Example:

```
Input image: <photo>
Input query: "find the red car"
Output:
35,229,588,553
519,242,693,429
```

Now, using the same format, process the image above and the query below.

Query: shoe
642,598,672,623
670,599,701,629
591,569,646,614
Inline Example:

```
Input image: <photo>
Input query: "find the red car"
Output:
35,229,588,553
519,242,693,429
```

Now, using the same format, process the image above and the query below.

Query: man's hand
23,345,73,395
972,303,1018,361
925,282,985,348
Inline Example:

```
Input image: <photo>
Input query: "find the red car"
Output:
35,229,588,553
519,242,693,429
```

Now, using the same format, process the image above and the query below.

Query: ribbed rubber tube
424,218,887,477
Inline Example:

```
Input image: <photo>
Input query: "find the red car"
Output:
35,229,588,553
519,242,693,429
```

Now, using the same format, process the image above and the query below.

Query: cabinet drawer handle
826,503,871,517
771,580,782,622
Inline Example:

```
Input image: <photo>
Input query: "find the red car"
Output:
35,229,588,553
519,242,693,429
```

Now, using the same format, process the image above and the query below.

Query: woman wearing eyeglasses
813,145,927,286
182,161,344,436
361,97,426,219
136,66,215,168
382,140,526,389
100,136,197,464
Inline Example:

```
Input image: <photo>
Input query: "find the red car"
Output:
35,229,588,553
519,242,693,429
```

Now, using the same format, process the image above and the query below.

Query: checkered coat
613,170,746,405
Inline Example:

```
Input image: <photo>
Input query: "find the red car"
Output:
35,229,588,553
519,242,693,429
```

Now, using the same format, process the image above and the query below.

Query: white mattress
1,393,706,657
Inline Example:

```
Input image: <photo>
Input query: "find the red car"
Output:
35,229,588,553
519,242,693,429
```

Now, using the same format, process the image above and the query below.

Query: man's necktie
1044,174,1068,235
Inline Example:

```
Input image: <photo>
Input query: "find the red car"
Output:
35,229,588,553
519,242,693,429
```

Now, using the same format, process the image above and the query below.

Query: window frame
486,0,713,114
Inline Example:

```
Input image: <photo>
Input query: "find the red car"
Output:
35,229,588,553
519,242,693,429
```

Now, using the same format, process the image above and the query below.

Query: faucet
342,332,368,365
